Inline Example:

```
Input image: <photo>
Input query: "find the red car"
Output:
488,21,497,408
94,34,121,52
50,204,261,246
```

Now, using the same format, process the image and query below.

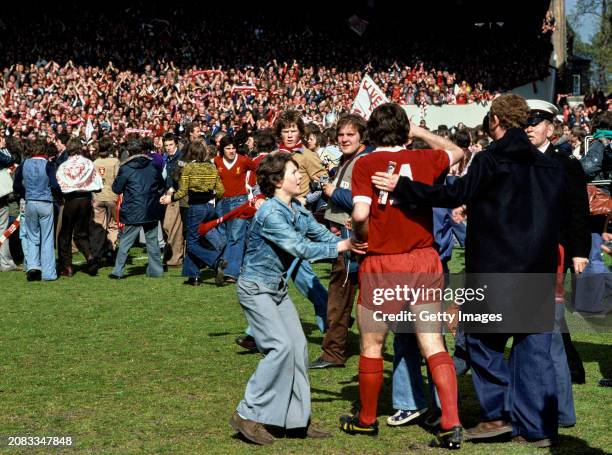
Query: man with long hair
340,103,465,449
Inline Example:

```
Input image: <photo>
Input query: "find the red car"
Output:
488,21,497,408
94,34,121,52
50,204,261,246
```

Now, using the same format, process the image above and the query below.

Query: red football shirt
214,155,256,197
351,146,450,255
247,153,268,187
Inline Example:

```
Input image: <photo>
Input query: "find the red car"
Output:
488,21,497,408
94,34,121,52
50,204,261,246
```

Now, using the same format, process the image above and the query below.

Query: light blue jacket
13,157,60,203
240,197,340,291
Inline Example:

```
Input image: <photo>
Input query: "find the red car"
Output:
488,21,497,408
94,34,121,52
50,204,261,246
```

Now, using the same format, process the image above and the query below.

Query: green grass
0,248,611,454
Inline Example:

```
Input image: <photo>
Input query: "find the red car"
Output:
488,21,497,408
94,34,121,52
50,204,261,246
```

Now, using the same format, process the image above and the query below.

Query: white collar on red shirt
372,145,406,153
223,155,238,169
373,145,455,166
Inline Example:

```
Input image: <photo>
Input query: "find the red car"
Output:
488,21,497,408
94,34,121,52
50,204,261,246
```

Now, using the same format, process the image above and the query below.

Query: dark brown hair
65,138,84,156
184,140,210,162
337,114,367,141
274,110,305,139
367,103,410,146
257,153,299,198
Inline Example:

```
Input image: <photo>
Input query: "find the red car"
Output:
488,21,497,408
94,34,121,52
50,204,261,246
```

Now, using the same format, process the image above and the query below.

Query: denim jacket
240,196,340,291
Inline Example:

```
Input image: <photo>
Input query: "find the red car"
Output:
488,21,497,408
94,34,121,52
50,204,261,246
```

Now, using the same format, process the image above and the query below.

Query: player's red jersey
247,153,268,187
351,146,450,255
214,155,256,197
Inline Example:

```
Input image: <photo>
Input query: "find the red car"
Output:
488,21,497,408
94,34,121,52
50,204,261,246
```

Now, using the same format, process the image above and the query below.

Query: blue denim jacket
240,196,340,291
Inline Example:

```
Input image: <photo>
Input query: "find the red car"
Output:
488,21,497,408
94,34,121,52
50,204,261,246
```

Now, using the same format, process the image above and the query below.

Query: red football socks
358,355,384,426
427,351,461,430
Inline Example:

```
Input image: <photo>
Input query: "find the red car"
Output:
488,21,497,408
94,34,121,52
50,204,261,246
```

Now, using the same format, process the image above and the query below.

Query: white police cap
526,99,559,125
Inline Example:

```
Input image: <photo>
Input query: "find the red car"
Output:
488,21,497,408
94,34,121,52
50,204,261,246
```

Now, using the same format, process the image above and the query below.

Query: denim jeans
25,200,57,280
467,332,557,440
453,326,470,375
392,333,440,411
182,203,226,278
217,195,248,279
552,304,575,426
288,258,328,333
574,233,612,315
112,223,163,277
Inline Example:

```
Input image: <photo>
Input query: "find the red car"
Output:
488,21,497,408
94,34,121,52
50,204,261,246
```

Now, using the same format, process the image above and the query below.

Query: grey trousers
236,279,311,429
111,223,163,278
0,204,16,271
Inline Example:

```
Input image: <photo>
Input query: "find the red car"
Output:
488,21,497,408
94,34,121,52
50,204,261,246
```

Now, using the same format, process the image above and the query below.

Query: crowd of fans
0,7,558,147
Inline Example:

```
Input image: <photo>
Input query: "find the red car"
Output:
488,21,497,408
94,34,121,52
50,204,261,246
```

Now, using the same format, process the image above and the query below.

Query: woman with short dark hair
230,153,366,445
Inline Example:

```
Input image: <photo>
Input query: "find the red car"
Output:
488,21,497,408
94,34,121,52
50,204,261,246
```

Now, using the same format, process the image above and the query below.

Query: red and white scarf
278,140,304,154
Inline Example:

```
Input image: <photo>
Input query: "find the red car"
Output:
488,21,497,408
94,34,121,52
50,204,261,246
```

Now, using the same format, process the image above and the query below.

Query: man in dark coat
525,100,591,428
371,94,565,447
109,139,165,279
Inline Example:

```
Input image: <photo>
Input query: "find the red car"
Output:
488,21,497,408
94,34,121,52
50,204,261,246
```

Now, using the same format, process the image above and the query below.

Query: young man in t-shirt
339,103,465,449
214,135,257,282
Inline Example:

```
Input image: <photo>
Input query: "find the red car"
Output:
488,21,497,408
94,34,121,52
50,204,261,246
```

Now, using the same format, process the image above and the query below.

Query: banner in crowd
0,215,20,247
351,75,388,120
231,85,258,94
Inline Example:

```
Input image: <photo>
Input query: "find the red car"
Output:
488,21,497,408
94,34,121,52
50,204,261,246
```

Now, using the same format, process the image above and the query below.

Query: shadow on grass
552,434,608,454
302,321,392,363
125,265,148,276
573,341,612,378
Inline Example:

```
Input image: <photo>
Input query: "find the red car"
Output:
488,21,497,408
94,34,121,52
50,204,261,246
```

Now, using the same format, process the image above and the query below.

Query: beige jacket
93,157,120,202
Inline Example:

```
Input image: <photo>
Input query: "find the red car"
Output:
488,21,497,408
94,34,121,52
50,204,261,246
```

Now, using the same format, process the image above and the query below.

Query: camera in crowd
310,174,330,192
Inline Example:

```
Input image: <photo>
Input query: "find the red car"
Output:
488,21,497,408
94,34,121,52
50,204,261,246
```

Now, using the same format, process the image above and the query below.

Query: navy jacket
112,154,165,225
0,148,14,169
544,143,590,260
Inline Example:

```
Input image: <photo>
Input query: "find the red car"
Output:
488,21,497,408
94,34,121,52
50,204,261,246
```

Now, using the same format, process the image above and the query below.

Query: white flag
351,75,388,120
85,118,95,140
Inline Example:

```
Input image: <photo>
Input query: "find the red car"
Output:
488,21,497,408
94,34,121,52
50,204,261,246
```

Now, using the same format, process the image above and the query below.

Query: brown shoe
465,420,512,440
512,435,553,448
306,423,331,439
235,335,258,352
229,411,275,445
60,266,74,277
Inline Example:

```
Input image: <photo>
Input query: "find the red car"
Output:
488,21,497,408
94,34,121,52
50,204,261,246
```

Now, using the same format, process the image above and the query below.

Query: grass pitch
0,249,610,454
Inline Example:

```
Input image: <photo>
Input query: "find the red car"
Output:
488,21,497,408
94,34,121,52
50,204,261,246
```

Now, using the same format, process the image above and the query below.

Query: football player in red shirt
339,103,465,449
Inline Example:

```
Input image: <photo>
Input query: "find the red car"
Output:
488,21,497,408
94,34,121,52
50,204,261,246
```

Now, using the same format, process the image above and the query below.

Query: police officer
526,99,591,429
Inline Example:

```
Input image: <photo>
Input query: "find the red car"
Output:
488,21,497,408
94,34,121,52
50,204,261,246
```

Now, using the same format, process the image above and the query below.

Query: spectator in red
213,135,256,283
